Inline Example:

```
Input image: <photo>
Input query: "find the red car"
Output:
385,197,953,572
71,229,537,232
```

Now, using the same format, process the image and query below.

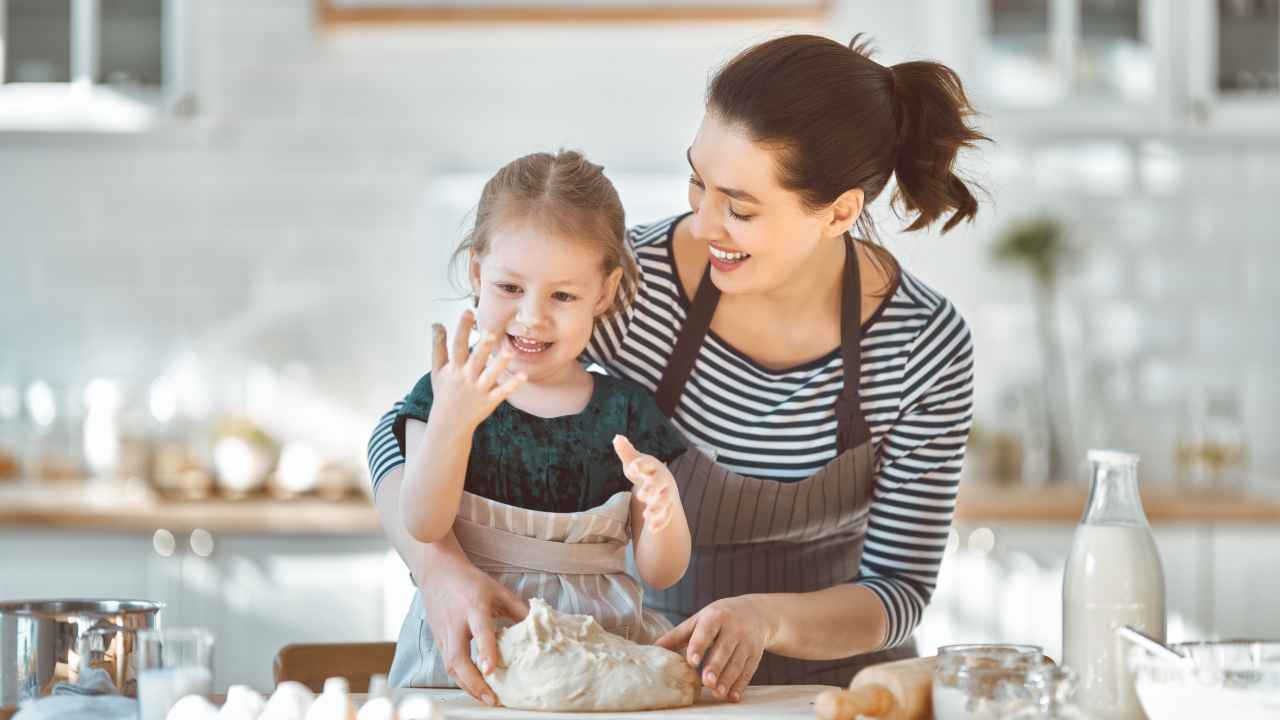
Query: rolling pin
814,656,937,720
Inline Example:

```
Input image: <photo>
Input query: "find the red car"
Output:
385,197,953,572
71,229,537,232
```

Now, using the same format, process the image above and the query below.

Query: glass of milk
136,627,215,720
1062,449,1166,720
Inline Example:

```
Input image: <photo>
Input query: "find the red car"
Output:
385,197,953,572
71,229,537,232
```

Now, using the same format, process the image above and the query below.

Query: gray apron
645,234,917,686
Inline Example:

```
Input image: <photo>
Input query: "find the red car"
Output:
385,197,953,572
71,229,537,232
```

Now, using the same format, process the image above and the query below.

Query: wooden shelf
955,482,1280,524
0,483,380,535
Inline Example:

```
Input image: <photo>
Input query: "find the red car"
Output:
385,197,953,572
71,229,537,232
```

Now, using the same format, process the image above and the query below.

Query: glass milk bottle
1063,450,1165,720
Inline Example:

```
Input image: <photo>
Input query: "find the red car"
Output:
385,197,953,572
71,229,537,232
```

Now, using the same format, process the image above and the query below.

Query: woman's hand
612,435,678,533
421,553,529,706
656,595,777,703
430,310,525,430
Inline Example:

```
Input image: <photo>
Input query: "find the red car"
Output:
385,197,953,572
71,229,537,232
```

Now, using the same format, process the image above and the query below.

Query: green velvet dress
392,372,687,513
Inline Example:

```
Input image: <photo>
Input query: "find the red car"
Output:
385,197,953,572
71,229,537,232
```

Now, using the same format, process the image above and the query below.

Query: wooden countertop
954,481,1280,524
0,482,382,535
1,686,830,720
3,479,1280,536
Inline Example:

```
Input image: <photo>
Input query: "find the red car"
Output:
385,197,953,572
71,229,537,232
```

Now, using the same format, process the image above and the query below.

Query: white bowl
1130,640,1280,720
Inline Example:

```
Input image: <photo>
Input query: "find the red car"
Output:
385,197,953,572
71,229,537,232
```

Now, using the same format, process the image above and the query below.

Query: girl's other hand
613,434,679,533
430,310,526,430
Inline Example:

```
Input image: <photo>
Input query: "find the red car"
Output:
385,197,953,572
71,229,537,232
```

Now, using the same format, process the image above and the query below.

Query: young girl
386,150,692,691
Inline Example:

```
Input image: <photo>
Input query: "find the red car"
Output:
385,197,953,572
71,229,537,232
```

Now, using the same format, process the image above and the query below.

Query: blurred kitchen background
1,0,1278,692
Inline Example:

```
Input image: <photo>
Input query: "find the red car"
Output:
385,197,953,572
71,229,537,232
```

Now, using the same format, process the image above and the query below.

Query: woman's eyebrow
686,147,762,204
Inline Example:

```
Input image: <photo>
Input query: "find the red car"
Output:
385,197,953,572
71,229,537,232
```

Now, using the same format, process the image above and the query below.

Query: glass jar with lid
933,643,1046,720
1009,665,1093,719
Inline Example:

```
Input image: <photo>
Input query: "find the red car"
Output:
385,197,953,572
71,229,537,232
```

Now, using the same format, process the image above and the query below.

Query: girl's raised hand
612,435,678,533
430,310,526,430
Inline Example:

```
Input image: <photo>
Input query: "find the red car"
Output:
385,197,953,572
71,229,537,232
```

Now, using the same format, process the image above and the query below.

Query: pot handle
75,621,140,689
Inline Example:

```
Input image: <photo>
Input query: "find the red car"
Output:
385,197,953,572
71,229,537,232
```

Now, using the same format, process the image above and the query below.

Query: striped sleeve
367,400,406,496
855,299,974,649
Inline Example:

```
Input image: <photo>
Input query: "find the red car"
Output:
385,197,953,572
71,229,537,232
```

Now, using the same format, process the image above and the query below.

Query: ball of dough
479,598,700,712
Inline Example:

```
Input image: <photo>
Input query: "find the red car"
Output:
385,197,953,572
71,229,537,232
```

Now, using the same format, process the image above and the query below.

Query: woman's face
469,220,620,385
686,112,855,296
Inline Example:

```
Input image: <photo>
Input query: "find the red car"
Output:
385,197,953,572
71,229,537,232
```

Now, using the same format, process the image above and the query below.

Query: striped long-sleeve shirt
367,213,974,650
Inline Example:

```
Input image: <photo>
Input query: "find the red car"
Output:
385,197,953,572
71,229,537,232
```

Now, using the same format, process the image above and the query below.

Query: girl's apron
388,490,673,688
646,235,917,686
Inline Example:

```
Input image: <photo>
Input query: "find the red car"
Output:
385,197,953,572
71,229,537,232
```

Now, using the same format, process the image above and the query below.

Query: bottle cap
1087,449,1140,466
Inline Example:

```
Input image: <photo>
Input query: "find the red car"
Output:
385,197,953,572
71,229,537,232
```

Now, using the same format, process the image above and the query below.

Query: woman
367,34,983,704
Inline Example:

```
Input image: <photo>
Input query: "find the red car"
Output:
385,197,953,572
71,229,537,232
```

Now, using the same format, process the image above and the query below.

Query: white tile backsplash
1,0,1276,481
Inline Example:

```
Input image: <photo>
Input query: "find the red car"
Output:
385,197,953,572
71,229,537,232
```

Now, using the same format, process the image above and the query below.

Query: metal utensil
0,599,163,711
1116,625,1191,665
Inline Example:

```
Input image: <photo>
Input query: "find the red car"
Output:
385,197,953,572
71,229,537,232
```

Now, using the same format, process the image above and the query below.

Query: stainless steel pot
0,599,163,710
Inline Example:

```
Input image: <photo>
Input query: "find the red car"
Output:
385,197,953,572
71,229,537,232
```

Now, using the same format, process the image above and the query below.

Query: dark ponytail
707,34,988,238
887,60,986,233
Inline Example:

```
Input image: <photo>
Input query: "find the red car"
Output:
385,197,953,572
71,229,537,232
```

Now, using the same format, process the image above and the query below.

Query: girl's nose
515,297,548,330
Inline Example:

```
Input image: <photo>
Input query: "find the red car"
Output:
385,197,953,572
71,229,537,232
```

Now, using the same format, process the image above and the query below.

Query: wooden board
1,686,830,720
384,685,829,718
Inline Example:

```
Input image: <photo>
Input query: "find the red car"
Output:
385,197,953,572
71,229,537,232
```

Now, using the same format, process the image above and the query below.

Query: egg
217,684,267,720
166,695,220,720
259,681,315,720
396,695,441,720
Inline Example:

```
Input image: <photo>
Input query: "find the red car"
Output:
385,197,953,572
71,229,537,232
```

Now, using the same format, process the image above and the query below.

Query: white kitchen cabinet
924,521,1212,661
937,0,1280,137
1186,0,1280,133
0,530,156,601
1151,525,1213,641
1210,524,1280,640
209,534,392,690
0,528,398,692
945,0,1176,132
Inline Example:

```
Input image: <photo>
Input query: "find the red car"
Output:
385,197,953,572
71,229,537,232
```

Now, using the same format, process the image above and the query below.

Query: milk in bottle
1062,450,1165,720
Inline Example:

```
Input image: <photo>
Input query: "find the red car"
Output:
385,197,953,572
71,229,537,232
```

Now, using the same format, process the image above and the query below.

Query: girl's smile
506,333,554,357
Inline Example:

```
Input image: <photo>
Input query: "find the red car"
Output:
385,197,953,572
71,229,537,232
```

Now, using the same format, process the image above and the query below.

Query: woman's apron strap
835,233,871,452
654,233,868,453
655,266,720,418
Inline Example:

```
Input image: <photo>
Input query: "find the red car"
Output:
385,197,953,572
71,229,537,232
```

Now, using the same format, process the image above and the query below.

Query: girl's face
469,220,622,385
686,112,861,296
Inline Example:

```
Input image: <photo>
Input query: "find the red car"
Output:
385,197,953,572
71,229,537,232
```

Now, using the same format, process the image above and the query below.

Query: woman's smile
708,242,751,273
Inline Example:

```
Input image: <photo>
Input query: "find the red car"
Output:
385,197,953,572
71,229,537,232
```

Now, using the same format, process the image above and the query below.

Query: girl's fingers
451,310,476,367
612,435,641,467
477,350,514,390
466,329,499,380
645,507,671,534
431,323,449,371
634,457,657,476
625,457,657,484
487,371,527,404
